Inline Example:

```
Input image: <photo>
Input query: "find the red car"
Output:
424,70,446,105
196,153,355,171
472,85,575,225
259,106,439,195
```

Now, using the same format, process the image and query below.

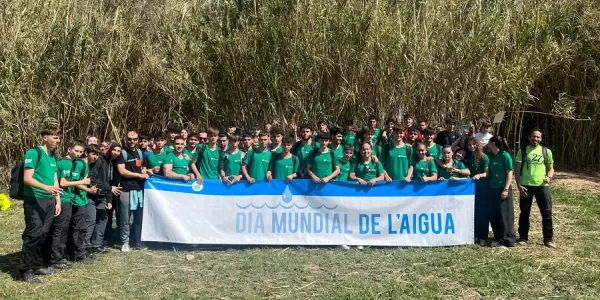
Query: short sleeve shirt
23,146,58,199
164,152,192,175
353,160,384,181
115,148,146,192
412,160,438,180
57,158,74,203
489,151,513,188
516,145,553,186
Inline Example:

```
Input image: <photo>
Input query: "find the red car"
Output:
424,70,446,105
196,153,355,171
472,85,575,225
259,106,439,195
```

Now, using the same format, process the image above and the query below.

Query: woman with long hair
349,142,385,186
406,143,438,182
463,136,490,245
486,135,516,248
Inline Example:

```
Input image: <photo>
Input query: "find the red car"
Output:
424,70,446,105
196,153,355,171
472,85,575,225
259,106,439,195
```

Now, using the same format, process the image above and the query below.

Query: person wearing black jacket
101,142,123,246
86,144,115,253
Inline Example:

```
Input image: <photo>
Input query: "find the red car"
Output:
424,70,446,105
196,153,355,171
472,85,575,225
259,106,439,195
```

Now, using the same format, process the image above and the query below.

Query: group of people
15,115,556,283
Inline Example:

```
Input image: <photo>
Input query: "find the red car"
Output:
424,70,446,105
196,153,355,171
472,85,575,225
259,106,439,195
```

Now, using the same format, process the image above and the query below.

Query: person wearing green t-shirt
381,126,412,182
267,136,298,182
336,145,356,182
329,128,345,161
164,136,195,181
514,128,556,248
380,118,396,146
241,133,254,154
422,127,443,165
464,136,491,245
355,128,382,158
242,133,272,183
342,119,357,147
184,132,200,158
269,127,284,154
146,135,167,176
165,124,181,154
219,134,245,184
218,133,230,152
307,134,341,184
350,142,385,185
69,146,99,263
291,124,318,179
407,143,438,182
366,115,383,146
48,140,91,269
486,135,516,248
191,128,221,184
18,127,63,283
437,147,470,180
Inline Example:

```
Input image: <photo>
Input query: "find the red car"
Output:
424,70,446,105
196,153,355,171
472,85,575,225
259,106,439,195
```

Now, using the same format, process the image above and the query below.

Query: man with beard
291,124,318,179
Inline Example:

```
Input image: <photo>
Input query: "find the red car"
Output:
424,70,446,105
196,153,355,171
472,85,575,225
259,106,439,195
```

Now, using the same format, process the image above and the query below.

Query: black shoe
89,246,111,254
58,259,73,267
75,255,95,264
33,267,56,276
87,252,97,259
20,271,42,283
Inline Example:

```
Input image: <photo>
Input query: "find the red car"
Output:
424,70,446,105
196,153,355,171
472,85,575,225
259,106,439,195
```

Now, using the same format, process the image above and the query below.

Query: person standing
515,128,556,248
486,136,516,248
103,143,122,244
87,143,114,254
291,124,318,179
266,136,298,182
269,127,284,154
436,120,461,147
18,127,62,283
307,133,341,184
342,120,356,147
437,147,470,180
381,126,412,182
163,136,195,181
184,132,200,157
242,133,272,183
407,143,438,182
146,134,167,176
219,134,245,184
349,142,385,186
191,128,221,184
475,121,494,147
116,131,148,252
464,136,491,245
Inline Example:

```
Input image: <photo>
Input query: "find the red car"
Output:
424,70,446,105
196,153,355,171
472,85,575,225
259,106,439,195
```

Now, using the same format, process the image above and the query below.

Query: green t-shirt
270,144,283,154
244,148,272,180
411,159,438,180
309,149,339,179
269,154,298,179
72,159,89,206
466,153,490,185
291,141,317,171
336,158,354,181
427,144,443,160
516,145,553,186
353,160,384,181
147,149,168,175
489,151,513,189
372,128,383,146
164,152,193,176
23,146,58,199
184,146,198,158
220,150,243,177
330,144,345,161
343,132,356,147
354,143,382,159
381,144,412,180
195,145,220,179
57,158,74,203
438,160,468,179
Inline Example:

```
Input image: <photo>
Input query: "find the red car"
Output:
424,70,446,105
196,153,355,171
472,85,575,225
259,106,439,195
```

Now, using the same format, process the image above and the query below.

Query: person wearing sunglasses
198,130,208,145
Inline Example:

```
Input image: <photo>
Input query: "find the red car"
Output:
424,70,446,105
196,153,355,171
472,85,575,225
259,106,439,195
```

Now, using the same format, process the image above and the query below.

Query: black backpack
10,147,43,200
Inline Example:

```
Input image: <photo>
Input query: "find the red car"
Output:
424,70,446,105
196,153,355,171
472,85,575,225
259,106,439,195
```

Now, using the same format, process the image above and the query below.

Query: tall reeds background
0,0,598,170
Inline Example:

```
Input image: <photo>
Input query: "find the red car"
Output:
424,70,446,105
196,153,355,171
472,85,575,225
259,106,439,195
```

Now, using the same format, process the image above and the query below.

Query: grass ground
1,185,599,299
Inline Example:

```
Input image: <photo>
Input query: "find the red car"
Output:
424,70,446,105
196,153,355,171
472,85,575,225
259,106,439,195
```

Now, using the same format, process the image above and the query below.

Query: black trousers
46,202,72,264
84,201,96,249
104,195,119,242
518,185,554,243
68,205,88,260
18,197,55,274
474,183,489,240
489,187,516,247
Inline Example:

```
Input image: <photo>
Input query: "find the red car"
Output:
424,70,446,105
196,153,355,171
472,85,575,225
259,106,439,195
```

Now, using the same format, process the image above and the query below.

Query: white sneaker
490,241,507,249
356,246,364,250
121,244,131,252
339,245,350,250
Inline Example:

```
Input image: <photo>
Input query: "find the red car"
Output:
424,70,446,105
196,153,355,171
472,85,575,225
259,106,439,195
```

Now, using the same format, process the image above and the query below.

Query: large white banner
142,177,475,247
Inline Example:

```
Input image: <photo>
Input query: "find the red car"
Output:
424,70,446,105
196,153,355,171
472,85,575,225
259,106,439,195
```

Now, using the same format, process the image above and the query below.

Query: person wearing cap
514,128,556,248
307,133,340,184
436,120,461,147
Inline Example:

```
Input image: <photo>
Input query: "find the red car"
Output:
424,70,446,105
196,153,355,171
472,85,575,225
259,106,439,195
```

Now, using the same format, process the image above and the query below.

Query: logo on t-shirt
25,158,32,164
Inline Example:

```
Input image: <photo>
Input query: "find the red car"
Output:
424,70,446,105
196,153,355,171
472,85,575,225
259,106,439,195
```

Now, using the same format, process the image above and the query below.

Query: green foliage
0,0,598,168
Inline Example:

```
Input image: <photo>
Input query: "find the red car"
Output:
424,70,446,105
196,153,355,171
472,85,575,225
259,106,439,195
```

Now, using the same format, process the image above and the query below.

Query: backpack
10,147,43,200
519,145,549,176
121,148,144,162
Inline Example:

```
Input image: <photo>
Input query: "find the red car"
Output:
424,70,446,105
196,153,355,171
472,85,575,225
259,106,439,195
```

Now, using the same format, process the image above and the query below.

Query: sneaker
33,267,56,276
90,246,111,254
20,271,41,284
516,238,527,246
544,241,557,249
121,244,131,252
75,255,95,264
490,241,508,249
339,245,350,250
478,239,488,246
356,246,364,250
50,263,70,270
58,259,73,267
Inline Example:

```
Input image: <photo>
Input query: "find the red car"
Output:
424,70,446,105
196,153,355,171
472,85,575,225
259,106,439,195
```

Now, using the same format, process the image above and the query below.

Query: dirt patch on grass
552,171,600,194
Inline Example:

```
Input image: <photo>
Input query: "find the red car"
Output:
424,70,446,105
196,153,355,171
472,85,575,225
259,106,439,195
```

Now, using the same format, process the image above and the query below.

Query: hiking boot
33,267,56,276
121,244,131,252
544,241,557,249
20,271,41,284
516,238,527,246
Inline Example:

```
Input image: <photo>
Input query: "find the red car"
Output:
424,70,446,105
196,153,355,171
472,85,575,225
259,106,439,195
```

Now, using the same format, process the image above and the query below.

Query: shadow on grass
0,251,22,280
